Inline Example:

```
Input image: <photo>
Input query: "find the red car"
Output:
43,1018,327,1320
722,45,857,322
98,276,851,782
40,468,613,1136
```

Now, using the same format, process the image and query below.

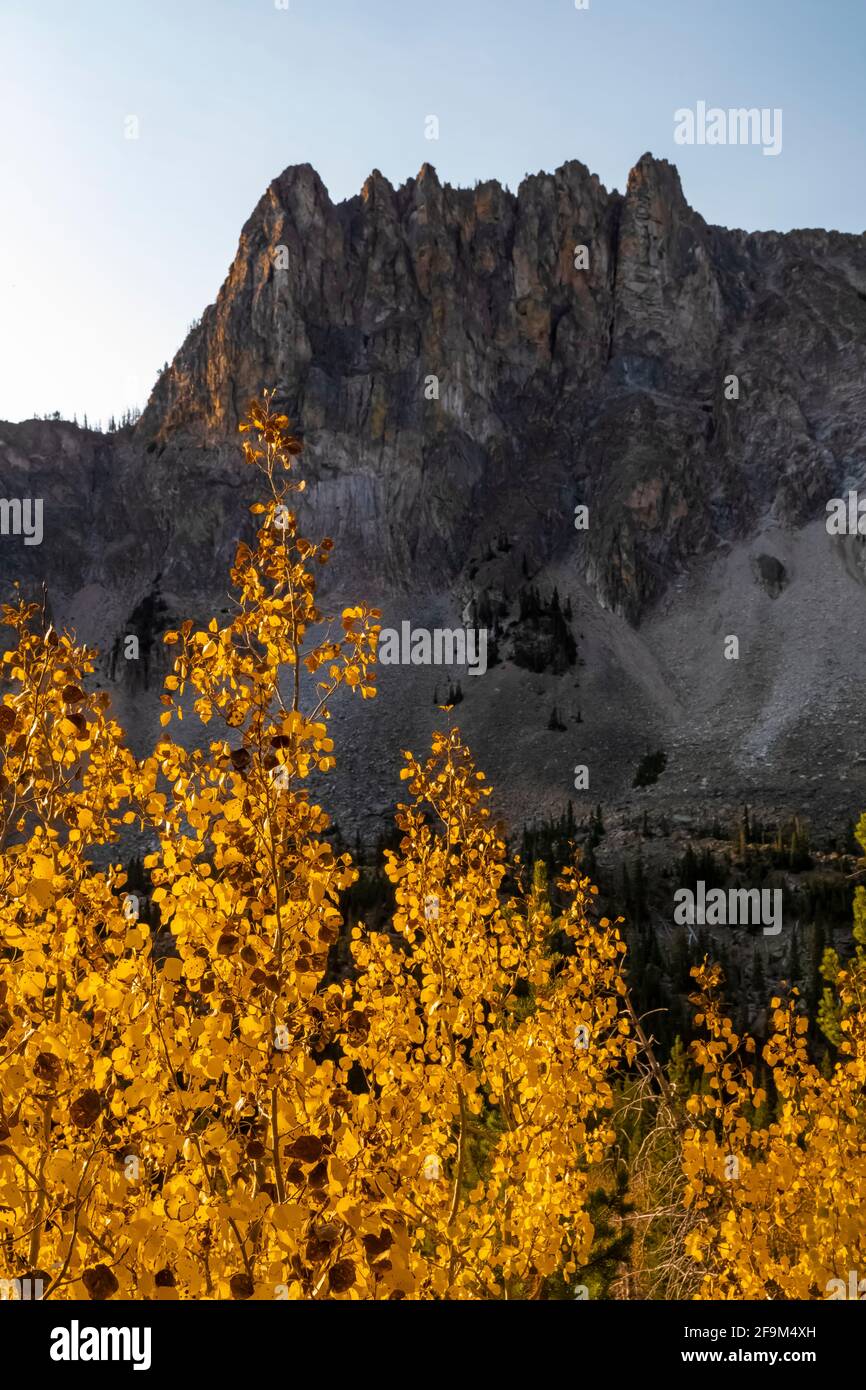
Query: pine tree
668,1035,691,1094
621,861,632,912
547,705,565,731
632,854,647,925
786,925,801,983
752,946,765,998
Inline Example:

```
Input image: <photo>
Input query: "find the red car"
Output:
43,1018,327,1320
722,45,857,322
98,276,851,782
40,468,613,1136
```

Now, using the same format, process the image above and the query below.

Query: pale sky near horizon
1,0,864,426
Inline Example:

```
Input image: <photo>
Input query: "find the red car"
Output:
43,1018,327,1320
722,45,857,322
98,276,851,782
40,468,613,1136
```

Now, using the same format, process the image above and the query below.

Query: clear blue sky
1,0,864,425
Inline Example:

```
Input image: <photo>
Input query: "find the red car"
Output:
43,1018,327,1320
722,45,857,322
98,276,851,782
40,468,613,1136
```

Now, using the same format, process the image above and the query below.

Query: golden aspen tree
0,394,381,1299
818,809,866,1046
120,392,382,1298
346,728,634,1298
681,957,866,1299
1,395,631,1299
0,600,150,1299
7,391,864,1304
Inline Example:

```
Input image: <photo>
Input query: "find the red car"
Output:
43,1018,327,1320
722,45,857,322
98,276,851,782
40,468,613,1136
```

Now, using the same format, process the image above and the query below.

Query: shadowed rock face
135,151,866,620
3,152,866,835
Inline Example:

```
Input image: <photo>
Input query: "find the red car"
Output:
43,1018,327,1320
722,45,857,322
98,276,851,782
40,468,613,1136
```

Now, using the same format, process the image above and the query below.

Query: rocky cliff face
138,152,866,618
3,153,866,837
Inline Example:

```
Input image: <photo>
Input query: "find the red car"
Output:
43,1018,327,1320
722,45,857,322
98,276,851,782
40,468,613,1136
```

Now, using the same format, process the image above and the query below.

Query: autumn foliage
682,938,866,1297
0,395,863,1300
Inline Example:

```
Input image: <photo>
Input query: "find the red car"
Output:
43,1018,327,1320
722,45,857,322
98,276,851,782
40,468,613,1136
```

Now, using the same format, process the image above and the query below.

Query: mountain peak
361,168,395,204
137,149,862,638
626,150,687,202
9,150,866,835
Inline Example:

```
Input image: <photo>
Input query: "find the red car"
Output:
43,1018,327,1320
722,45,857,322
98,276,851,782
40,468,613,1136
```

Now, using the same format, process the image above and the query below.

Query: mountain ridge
3,149,866,835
